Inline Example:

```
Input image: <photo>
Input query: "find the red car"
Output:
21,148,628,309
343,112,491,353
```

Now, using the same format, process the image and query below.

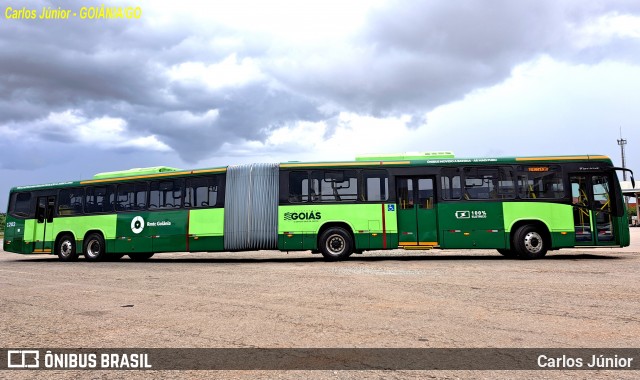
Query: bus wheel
513,225,548,260
84,233,106,262
497,249,517,258
319,227,353,261
56,234,78,262
128,252,155,261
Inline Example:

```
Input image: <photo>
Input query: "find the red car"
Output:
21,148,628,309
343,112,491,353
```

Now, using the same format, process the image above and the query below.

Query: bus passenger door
34,196,56,253
396,177,438,247
591,175,617,245
570,174,618,246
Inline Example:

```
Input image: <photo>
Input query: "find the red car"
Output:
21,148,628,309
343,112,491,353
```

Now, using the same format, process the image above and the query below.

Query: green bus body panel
617,215,631,247
437,202,576,249
3,209,227,255
503,202,574,232
115,211,187,253
4,215,27,253
54,214,118,252
277,204,398,251
437,202,506,249
3,215,118,254
503,202,575,249
188,208,225,251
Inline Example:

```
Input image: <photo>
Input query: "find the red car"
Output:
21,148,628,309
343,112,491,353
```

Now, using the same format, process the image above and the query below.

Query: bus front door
570,174,618,246
396,177,438,247
34,196,56,253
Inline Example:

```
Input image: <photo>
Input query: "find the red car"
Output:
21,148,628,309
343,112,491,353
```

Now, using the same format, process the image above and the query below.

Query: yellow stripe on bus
399,242,438,246
280,161,411,168
515,155,610,161
191,168,227,174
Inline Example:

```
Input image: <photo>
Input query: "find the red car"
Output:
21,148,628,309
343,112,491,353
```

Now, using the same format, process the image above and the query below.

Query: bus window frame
84,185,115,214
360,169,390,202
57,187,85,216
184,175,221,209
9,191,35,219
516,165,566,200
462,166,517,201
149,178,184,210
116,182,149,212
440,167,462,201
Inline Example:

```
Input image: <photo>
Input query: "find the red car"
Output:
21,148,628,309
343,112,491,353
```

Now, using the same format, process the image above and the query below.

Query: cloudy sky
1,0,640,210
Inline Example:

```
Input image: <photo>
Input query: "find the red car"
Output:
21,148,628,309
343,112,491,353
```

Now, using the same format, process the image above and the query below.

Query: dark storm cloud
0,0,326,164
1,0,640,167
114,81,326,162
270,0,640,117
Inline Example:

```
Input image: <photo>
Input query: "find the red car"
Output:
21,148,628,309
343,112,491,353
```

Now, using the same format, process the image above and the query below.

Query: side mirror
613,167,635,188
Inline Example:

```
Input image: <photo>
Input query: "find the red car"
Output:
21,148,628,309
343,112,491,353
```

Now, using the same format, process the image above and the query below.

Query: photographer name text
5,5,142,20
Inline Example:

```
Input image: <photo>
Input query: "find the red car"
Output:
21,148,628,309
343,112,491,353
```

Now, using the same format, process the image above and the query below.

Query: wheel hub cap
327,235,345,254
524,232,543,254
61,241,72,256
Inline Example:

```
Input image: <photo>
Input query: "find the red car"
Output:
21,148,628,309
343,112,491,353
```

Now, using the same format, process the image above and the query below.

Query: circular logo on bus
131,216,145,234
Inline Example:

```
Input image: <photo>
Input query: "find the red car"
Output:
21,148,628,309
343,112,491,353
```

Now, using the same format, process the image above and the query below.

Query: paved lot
1,230,639,379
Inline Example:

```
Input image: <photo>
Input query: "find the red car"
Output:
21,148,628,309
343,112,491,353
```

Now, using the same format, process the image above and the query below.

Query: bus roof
279,154,613,168
10,154,613,192
93,166,182,179
355,151,455,161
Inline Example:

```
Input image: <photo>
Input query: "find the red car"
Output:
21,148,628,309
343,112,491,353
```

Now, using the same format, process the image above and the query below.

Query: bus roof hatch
93,166,182,179
355,152,455,161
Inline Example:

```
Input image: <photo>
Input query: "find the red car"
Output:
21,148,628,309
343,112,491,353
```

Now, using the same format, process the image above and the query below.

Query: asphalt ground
1,229,639,379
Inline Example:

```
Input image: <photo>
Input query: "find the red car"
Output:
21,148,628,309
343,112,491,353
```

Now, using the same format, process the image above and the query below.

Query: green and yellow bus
3,153,634,261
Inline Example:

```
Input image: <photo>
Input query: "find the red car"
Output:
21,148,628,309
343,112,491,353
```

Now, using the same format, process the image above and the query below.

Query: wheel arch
54,231,77,251
83,229,106,242
316,221,356,249
508,219,552,249
84,230,108,261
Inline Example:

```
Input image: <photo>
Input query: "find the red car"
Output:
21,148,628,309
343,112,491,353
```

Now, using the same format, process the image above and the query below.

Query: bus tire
513,225,548,260
319,227,353,261
497,249,517,258
128,252,155,261
56,234,78,262
84,233,106,262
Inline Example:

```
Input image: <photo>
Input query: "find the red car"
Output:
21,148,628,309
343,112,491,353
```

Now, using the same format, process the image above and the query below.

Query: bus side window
440,168,461,200
397,178,413,209
185,176,218,208
310,170,357,202
463,167,513,200
58,188,84,215
150,180,182,209
36,197,46,223
117,184,133,211
362,170,389,202
11,192,33,218
517,166,564,199
116,183,148,211
288,171,309,203
85,186,112,213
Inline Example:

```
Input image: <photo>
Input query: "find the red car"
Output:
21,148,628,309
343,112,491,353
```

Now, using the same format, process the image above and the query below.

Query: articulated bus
3,152,634,261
